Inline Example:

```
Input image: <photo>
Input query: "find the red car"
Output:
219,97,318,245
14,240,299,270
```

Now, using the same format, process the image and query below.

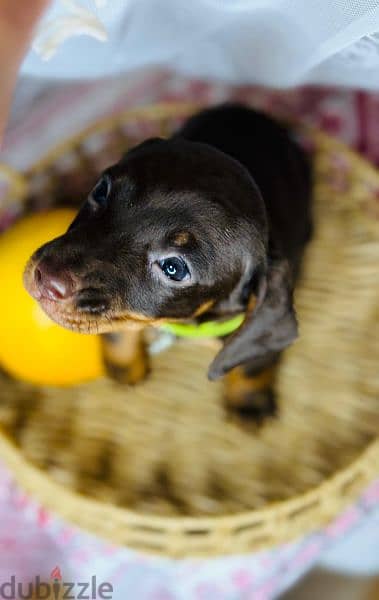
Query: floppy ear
208,258,298,380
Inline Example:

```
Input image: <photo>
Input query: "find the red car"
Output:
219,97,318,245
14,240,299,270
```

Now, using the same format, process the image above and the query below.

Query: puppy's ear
208,258,298,380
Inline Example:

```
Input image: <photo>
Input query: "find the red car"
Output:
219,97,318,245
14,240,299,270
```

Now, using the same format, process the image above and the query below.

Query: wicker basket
0,102,378,558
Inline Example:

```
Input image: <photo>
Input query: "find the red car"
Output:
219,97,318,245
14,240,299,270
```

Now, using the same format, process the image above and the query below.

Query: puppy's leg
224,356,279,423
101,327,149,385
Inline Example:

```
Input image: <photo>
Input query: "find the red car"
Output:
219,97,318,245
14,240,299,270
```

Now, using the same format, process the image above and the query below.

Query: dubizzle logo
0,567,113,599
50,567,62,582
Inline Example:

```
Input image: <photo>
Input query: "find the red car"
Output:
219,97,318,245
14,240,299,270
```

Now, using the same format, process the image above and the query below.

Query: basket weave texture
0,103,378,558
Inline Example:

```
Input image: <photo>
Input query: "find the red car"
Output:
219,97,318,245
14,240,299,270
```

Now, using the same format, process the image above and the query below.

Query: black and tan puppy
24,105,312,419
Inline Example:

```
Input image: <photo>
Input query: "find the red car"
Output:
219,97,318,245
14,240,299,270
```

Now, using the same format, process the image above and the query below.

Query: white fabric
32,0,107,61
21,0,379,89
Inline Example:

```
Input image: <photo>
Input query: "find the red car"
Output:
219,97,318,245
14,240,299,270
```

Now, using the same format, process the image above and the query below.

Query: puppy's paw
101,331,150,386
224,365,277,425
104,354,150,385
225,388,277,425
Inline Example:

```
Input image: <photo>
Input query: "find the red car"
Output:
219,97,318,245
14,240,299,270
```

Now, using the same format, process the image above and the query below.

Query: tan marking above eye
173,231,190,246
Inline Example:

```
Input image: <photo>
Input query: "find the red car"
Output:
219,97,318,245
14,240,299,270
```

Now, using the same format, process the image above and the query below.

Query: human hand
0,1,50,142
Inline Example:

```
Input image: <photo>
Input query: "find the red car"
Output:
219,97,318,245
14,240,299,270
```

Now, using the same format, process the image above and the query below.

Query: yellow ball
0,209,104,386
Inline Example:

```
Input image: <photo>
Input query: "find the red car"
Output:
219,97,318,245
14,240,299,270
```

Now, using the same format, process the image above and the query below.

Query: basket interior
0,107,378,529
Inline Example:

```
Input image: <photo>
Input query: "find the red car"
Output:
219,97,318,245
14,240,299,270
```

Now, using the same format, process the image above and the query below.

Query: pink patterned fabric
0,73,379,598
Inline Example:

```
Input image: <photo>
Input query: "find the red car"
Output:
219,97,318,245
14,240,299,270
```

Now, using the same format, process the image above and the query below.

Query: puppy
24,104,312,420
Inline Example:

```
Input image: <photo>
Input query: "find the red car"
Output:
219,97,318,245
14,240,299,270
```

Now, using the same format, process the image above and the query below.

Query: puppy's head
24,137,297,376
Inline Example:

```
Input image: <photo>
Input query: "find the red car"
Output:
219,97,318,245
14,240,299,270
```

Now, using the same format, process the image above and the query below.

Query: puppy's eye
158,257,189,282
89,175,111,209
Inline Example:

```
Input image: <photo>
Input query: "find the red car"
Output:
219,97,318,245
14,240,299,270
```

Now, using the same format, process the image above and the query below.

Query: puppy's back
176,104,312,261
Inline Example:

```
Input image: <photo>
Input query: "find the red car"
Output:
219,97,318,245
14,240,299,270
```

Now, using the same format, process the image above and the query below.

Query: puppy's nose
34,259,76,301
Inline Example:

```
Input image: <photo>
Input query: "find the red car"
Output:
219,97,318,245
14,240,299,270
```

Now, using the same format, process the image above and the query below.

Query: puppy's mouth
23,260,152,334
37,294,113,334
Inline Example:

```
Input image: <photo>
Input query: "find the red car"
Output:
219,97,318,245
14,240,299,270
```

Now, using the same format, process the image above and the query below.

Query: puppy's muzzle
33,257,77,301
25,256,110,318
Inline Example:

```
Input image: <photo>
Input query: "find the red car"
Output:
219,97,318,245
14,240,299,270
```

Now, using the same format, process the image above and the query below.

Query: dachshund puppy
24,104,312,420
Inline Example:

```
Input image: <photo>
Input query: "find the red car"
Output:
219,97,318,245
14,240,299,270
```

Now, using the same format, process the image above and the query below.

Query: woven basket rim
0,406,378,557
26,102,200,178
0,101,378,557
